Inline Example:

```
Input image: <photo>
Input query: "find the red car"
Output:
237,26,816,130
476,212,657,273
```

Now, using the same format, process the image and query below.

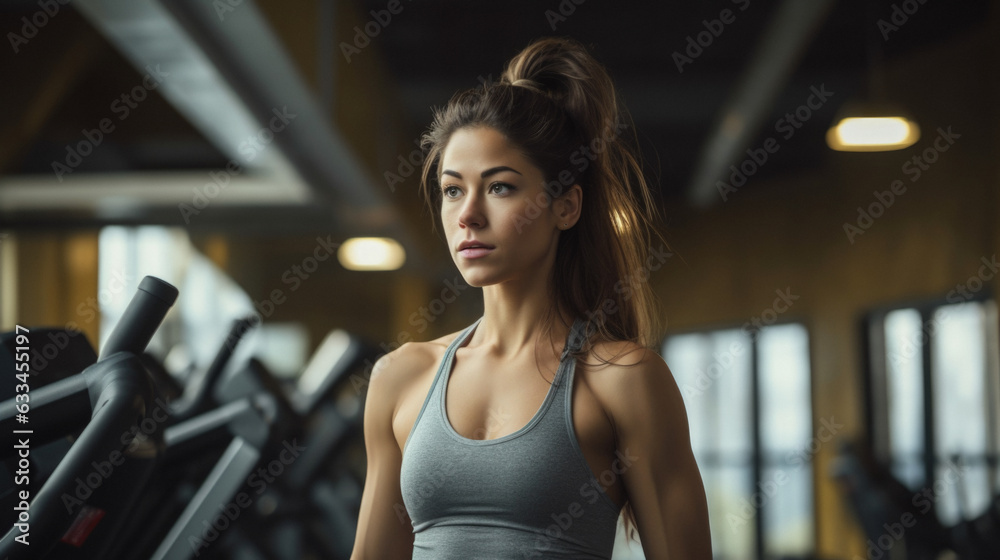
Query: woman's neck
475,275,573,360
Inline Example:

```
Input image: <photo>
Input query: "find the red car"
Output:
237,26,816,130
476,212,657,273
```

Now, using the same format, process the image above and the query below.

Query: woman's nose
457,194,485,229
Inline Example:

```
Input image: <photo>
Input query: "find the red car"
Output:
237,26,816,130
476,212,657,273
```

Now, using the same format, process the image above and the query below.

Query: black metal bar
0,353,153,559
0,275,177,559
169,316,256,423
149,437,262,560
0,374,90,451
921,307,936,492
99,276,179,360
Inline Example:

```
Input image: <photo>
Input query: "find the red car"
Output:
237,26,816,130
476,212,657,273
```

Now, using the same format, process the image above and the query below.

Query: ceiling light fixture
826,7,920,153
826,104,920,152
337,237,405,271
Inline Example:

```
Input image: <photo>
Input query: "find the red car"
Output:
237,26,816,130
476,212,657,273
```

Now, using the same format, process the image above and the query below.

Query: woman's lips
458,247,494,259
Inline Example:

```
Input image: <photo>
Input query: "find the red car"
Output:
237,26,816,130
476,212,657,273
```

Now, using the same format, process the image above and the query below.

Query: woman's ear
554,184,583,228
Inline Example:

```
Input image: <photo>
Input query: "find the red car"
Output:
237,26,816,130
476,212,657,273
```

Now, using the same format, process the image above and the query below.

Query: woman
351,37,712,559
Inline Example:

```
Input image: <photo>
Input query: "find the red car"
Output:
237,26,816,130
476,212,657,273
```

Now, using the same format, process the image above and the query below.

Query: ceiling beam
686,0,838,207
34,0,422,254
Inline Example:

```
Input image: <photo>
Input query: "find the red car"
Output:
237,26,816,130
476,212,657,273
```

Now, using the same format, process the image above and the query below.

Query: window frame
860,289,998,495
661,317,817,560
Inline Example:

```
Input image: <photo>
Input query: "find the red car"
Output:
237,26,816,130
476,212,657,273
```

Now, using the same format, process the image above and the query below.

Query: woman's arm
595,346,713,559
350,349,416,560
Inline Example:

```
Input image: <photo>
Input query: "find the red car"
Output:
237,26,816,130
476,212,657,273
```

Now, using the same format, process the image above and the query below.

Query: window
661,321,815,560
97,226,308,377
864,295,1000,526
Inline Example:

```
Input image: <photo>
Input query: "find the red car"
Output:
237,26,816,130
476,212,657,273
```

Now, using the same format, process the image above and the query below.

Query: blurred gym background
1,0,998,559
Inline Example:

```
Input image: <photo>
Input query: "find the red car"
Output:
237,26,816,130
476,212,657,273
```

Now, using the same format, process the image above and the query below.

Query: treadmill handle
0,353,155,559
99,276,179,361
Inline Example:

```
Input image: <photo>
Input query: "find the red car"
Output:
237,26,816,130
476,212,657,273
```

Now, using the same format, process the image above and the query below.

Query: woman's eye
489,182,514,195
442,185,461,198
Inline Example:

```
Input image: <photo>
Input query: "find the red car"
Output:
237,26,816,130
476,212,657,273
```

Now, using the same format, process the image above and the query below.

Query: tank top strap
559,317,591,363
422,316,483,420
448,316,483,354
551,317,590,393
435,316,482,381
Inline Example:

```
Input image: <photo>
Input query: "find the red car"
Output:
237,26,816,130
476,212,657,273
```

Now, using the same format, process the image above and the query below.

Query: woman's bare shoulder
582,338,657,370
578,338,673,397
579,338,686,441
366,329,468,399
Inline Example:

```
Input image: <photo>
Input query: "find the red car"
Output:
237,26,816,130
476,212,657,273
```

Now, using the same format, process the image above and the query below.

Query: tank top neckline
438,316,586,446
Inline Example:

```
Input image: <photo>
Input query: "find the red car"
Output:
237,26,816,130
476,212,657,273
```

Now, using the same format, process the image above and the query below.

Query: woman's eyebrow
441,166,523,180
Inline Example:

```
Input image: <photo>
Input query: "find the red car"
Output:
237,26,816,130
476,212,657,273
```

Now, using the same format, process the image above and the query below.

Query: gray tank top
400,317,623,559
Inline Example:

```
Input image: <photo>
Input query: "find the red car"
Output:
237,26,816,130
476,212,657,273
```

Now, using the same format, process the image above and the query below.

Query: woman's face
438,126,577,288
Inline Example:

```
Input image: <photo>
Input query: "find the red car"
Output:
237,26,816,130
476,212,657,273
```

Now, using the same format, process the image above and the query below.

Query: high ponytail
420,38,669,547
501,38,617,148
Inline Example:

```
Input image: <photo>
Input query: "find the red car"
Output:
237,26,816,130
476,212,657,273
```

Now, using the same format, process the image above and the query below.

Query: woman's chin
457,269,499,289
459,275,490,289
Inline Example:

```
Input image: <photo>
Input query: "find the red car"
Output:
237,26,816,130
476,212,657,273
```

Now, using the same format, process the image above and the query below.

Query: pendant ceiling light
826,8,920,152
826,102,921,152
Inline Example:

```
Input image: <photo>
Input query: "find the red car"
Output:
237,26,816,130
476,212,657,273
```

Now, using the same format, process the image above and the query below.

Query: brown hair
419,37,670,547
